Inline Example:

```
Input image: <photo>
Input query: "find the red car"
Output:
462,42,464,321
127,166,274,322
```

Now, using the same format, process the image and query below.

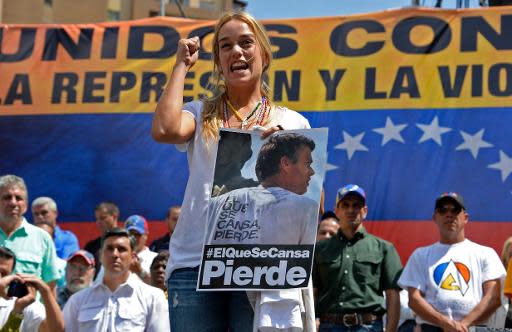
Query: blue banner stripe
1,107,511,222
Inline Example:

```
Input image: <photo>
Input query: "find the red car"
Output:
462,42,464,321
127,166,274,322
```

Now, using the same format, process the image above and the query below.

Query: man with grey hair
0,175,60,292
32,196,79,259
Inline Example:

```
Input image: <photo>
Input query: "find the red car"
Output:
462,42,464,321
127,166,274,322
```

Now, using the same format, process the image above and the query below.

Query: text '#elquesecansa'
198,245,314,290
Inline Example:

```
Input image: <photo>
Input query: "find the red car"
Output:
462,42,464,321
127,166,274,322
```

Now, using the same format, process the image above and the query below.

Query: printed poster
198,128,328,290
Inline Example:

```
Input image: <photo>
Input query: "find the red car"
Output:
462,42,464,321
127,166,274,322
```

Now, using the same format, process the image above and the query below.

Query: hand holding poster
198,128,328,290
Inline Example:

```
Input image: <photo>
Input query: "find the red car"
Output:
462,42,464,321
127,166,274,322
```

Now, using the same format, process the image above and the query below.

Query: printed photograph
198,128,328,290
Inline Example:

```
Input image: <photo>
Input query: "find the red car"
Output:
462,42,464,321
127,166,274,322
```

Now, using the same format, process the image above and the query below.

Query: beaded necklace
226,98,260,126
223,96,270,129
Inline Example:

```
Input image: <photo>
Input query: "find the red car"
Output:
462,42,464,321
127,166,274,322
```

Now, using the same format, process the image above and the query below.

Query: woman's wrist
173,61,190,74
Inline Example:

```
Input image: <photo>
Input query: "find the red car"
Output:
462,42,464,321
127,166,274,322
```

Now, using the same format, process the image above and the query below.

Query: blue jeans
167,267,254,332
398,320,416,332
319,319,383,332
420,324,443,332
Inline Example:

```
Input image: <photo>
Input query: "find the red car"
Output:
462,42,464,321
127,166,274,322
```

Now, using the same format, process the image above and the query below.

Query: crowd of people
0,174,175,331
0,173,508,332
1,8,509,332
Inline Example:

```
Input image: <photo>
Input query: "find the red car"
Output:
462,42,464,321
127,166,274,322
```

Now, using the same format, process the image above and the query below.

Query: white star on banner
488,150,512,182
455,129,493,159
373,117,408,146
416,116,452,146
325,162,338,172
334,131,368,160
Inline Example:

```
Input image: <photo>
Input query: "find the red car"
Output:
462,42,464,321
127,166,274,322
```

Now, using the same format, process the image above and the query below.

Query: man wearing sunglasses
398,192,505,332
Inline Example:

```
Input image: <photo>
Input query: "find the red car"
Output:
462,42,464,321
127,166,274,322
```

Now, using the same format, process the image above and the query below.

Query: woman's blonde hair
502,236,512,267
201,11,273,142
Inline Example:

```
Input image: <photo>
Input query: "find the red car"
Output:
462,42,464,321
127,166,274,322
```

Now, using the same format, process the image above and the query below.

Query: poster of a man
199,128,327,290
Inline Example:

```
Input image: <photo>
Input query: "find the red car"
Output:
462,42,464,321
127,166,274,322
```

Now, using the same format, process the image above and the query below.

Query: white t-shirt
398,239,506,325
0,297,46,332
207,186,317,245
166,101,311,278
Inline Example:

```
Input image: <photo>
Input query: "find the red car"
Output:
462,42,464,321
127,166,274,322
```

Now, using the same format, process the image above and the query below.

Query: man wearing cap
125,215,158,283
398,192,505,332
313,184,403,332
56,250,96,309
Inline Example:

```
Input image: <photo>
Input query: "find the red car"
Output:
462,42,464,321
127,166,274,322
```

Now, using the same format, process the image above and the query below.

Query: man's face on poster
284,146,315,195
216,133,253,170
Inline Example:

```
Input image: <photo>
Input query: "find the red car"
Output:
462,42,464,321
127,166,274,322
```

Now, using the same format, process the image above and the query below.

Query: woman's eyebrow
218,33,255,43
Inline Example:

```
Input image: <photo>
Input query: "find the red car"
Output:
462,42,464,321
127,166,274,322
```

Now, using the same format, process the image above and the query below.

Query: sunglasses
436,206,462,215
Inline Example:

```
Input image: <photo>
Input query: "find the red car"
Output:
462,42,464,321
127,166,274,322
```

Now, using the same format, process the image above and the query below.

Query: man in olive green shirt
313,184,402,332
0,175,60,293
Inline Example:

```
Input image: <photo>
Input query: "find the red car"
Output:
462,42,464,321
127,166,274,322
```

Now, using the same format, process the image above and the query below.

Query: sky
246,0,482,19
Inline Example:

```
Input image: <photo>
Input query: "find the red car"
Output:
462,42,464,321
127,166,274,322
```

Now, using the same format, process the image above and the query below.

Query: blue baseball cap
124,215,148,234
336,184,366,205
435,192,465,210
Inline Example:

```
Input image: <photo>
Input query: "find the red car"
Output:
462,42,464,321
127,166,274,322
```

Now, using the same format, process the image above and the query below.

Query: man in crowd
31,196,79,259
57,250,96,309
316,211,340,242
313,184,402,332
63,228,169,331
149,206,180,253
0,246,64,332
34,222,67,289
0,175,60,292
84,201,119,274
124,215,157,283
398,192,505,332
150,251,169,297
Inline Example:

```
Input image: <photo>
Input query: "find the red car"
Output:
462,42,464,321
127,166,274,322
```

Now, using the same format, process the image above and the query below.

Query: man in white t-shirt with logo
398,192,505,332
